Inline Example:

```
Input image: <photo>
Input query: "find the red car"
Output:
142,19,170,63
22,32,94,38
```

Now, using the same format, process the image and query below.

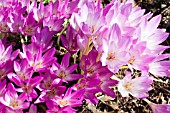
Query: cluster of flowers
0,0,170,112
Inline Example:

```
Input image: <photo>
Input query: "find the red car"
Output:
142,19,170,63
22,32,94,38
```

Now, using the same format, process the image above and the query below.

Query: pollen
90,25,95,33
128,56,135,64
47,88,56,98
106,52,116,61
59,99,68,107
44,81,52,88
23,85,31,93
10,99,19,108
124,81,133,91
77,84,85,89
58,70,66,78
19,73,26,80
25,27,32,34
87,68,94,74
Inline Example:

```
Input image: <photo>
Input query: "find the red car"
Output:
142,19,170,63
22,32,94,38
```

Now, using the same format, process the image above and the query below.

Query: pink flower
33,1,52,22
40,82,66,101
149,54,170,77
70,0,105,36
8,74,43,101
97,71,118,98
144,99,170,113
38,70,58,90
52,53,82,82
76,31,89,54
20,42,40,58
53,88,85,108
20,43,57,72
46,100,76,113
8,13,25,33
100,24,130,73
51,0,80,18
73,75,101,104
0,40,19,65
92,28,109,52
104,1,135,36
7,59,33,82
78,49,118,103
0,83,29,111
27,104,37,113
31,27,55,52
0,9,11,32
127,42,155,71
22,12,40,36
43,15,64,32
36,72,66,102
138,15,169,54
80,49,107,76
118,72,153,98
60,25,79,54
0,60,13,79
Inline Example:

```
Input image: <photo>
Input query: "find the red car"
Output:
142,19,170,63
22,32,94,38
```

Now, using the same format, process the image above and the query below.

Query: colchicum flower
35,71,66,103
100,24,130,73
0,40,19,65
43,15,64,33
22,12,40,36
7,59,33,82
53,88,85,108
70,0,105,36
0,83,29,111
31,26,55,52
46,100,76,113
8,75,43,101
149,54,170,77
60,25,79,54
0,60,14,79
144,99,170,113
73,75,101,104
118,72,153,98
20,43,57,72
51,53,82,82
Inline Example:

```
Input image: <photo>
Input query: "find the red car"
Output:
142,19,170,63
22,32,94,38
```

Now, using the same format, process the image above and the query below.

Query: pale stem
57,19,69,46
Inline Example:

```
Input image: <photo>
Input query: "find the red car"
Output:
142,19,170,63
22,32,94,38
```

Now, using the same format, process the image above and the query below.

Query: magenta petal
28,104,37,113
14,61,21,72
67,64,78,73
11,49,20,60
61,53,70,68
29,76,43,86
65,74,82,81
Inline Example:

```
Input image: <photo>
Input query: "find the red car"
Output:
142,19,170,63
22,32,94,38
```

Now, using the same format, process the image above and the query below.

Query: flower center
44,81,52,89
106,52,116,61
25,27,32,34
77,84,85,89
23,85,31,93
87,68,94,74
128,56,135,64
124,81,133,91
59,99,68,107
10,99,19,108
91,25,95,33
46,88,56,98
19,73,26,80
58,70,66,78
